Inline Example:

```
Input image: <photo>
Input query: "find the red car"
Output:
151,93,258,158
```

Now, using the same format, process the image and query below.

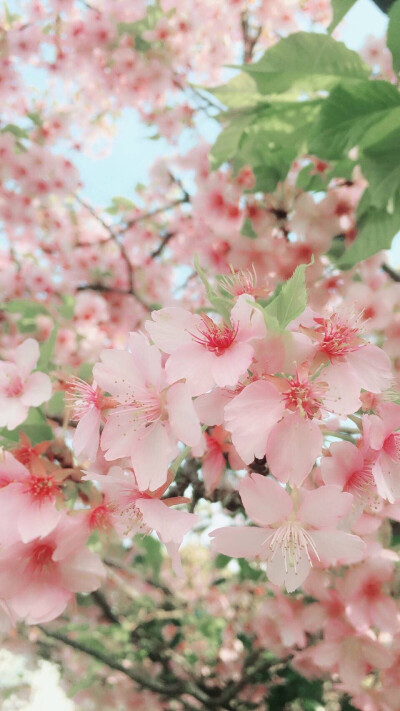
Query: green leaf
240,218,257,238
37,326,58,372
361,134,400,209
58,294,75,319
263,262,309,330
338,196,400,268
1,299,50,317
135,535,163,579
105,196,136,215
211,99,321,187
309,80,400,160
328,0,358,32
194,255,233,321
1,124,29,139
388,0,400,74
210,115,251,169
242,32,369,96
207,73,265,109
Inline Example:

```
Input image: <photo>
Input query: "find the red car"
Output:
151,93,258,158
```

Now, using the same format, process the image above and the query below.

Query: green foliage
0,407,53,446
58,294,75,319
117,3,165,52
105,196,136,215
1,123,29,139
388,0,400,74
338,194,400,268
194,254,233,321
262,262,309,331
267,667,325,710
328,0,358,32
209,26,400,267
241,32,369,96
134,535,163,580
0,299,51,333
37,326,58,372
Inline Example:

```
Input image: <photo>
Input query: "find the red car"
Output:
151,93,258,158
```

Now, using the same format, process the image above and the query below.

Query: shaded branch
382,263,400,282
37,625,183,696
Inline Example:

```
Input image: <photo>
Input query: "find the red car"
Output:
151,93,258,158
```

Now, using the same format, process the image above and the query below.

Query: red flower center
191,315,238,356
31,543,55,571
27,475,60,501
283,373,322,419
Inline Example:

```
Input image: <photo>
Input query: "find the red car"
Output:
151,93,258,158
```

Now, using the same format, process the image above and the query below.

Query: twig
37,625,182,696
382,263,400,282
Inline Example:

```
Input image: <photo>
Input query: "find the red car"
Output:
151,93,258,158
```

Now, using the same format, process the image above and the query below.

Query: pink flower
309,311,393,394
321,441,379,513
67,377,104,462
86,466,198,576
146,295,265,396
0,513,104,624
224,365,361,486
0,452,62,544
210,474,365,592
363,403,400,502
0,339,52,429
343,554,399,633
201,425,245,494
93,332,201,491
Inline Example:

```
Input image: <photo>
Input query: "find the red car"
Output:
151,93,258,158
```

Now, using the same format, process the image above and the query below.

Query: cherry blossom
210,474,365,592
0,339,52,430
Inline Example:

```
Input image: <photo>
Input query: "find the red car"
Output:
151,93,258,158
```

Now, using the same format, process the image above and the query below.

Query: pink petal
238,473,292,526
231,294,266,341
194,389,234,426
347,344,392,393
165,343,215,396
266,544,311,592
14,338,39,379
21,371,51,407
60,548,105,593
73,407,101,462
224,380,284,464
166,382,202,447
211,342,254,388
101,410,140,460
18,500,62,543
209,525,269,558
146,307,200,353
321,441,364,488
93,349,143,395
320,362,362,416
131,421,176,492
0,399,28,429
312,530,366,565
136,498,197,544
202,449,225,494
127,332,162,389
266,412,322,486
10,583,71,625
298,485,353,529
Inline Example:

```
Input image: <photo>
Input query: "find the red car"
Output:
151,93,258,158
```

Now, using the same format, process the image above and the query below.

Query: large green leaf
208,73,265,109
309,80,400,159
211,99,321,186
241,32,369,96
210,115,251,169
263,262,309,330
338,196,400,268
361,131,400,208
388,0,400,74
328,0,358,32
